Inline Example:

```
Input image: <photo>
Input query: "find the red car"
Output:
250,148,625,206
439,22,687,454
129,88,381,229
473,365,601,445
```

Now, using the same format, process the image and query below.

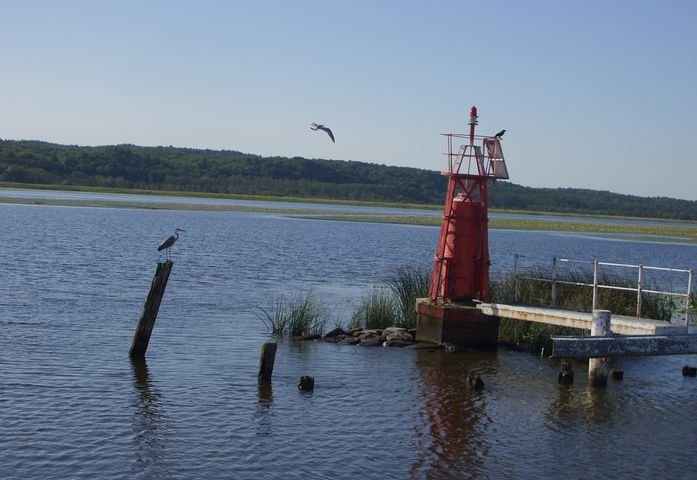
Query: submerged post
129,261,174,358
588,310,611,387
258,342,278,382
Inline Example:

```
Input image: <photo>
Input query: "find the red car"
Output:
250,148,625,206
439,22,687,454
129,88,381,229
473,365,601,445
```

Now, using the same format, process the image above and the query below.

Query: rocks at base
324,327,347,338
358,332,383,346
288,326,418,347
322,326,416,347
292,334,321,342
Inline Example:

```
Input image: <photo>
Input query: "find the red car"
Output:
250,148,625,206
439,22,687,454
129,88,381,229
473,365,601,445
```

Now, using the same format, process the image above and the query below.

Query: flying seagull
310,123,335,143
494,129,506,138
158,228,185,260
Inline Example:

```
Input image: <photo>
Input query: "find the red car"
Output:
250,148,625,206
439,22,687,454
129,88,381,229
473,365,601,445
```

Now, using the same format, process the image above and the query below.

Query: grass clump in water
349,288,398,331
258,292,327,337
348,266,431,331
386,265,431,329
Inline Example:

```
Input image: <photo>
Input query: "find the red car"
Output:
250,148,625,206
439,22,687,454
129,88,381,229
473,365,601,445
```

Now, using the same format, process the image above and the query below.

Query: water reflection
412,351,495,479
130,358,165,476
255,382,273,436
547,368,615,431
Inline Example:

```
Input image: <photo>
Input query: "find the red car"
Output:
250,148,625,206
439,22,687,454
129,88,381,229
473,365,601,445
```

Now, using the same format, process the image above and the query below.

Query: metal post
686,270,693,327
514,254,520,303
589,310,612,387
636,265,644,318
592,260,599,310
551,256,558,307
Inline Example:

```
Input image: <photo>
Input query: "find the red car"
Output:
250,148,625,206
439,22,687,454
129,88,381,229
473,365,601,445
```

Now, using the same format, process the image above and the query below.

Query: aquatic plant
386,265,431,329
349,288,397,330
258,292,327,337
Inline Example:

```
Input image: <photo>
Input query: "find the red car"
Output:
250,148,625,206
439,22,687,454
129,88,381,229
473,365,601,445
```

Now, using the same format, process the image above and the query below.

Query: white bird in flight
310,123,335,143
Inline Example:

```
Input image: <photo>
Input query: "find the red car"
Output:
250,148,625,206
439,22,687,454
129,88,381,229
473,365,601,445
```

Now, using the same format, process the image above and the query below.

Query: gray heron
310,122,335,143
494,129,506,138
158,228,185,260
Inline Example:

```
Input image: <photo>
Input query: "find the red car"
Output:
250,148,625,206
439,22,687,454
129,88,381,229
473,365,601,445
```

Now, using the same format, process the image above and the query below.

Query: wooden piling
589,310,611,387
298,376,315,391
558,360,574,385
611,357,624,381
258,342,277,382
129,261,174,359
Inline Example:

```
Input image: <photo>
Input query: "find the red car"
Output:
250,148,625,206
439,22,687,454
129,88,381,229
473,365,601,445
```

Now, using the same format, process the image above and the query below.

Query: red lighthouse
417,106,509,346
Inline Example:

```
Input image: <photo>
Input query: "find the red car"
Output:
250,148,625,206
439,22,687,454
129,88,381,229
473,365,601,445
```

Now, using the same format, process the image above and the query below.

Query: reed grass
258,292,327,337
348,288,398,330
386,265,431,329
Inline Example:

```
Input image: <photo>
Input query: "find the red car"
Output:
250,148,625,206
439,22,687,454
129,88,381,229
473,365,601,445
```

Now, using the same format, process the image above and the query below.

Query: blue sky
1,1,696,200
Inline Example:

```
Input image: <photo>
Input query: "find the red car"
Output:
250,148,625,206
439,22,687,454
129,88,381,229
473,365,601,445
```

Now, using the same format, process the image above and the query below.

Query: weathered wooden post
589,310,611,387
298,376,315,391
258,342,277,382
129,261,174,358
558,360,574,385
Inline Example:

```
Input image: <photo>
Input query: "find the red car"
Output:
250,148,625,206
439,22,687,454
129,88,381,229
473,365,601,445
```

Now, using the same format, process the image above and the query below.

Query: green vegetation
298,214,697,242
348,288,397,331
490,267,674,353
386,266,431,329
3,139,697,220
257,292,327,337
259,266,679,353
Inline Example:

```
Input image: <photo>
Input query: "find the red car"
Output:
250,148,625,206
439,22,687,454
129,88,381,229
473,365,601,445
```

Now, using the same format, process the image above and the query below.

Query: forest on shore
2,139,696,220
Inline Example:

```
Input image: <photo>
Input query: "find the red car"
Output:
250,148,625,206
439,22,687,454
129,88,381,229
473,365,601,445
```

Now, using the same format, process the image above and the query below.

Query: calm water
2,197,697,479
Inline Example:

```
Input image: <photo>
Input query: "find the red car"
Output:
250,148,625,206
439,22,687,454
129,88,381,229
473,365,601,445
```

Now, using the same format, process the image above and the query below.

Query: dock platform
476,303,688,336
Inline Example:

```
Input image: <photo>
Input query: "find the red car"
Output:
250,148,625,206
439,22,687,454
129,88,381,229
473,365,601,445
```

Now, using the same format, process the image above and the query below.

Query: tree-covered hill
1,139,696,220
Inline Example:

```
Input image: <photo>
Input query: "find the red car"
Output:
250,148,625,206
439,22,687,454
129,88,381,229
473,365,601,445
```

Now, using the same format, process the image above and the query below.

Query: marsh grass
349,288,398,330
258,292,327,337
387,266,431,329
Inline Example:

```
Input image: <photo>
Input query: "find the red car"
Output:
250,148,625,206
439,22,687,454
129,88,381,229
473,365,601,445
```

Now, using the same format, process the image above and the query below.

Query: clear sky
1,1,696,200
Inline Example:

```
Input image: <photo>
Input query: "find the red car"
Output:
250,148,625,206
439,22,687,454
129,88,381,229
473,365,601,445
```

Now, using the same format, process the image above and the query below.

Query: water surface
1,198,697,479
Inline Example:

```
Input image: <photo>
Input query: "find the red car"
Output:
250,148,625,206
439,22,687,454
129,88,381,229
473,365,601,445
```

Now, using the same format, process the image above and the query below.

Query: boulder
324,327,347,339
383,339,413,348
358,332,383,346
292,334,321,342
383,327,414,343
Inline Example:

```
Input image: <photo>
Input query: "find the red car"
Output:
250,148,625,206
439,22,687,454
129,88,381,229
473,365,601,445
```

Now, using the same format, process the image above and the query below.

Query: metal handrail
512,254,693,325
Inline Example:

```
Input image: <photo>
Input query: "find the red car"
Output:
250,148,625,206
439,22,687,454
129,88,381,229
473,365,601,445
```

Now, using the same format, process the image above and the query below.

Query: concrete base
416,299,500,348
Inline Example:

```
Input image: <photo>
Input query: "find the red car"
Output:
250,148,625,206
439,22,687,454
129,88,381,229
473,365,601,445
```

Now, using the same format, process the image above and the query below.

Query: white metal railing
511,254,693,326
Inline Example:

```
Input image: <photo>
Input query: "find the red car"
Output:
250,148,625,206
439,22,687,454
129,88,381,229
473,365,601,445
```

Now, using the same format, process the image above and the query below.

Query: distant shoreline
2,184,697,242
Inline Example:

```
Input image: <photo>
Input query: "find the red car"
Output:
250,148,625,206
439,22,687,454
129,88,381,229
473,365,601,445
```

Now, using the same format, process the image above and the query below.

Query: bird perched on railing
310,122,335,143
158,228,185,260
494,129,506,138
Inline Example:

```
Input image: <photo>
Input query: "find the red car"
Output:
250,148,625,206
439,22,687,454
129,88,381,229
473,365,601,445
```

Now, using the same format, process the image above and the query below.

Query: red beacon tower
416,106,509,347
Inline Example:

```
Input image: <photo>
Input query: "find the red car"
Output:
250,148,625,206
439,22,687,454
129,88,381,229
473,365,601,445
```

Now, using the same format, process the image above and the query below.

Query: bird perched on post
494,129,506,138
158,228,185,260
310,122,335,143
